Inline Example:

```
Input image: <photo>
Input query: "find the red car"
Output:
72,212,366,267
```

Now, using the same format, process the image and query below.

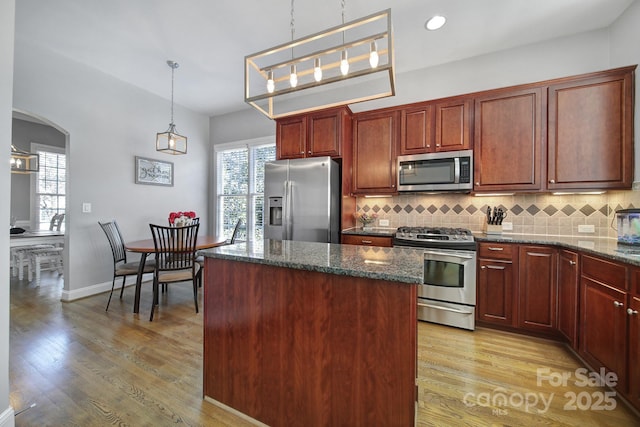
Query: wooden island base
204,258,417,426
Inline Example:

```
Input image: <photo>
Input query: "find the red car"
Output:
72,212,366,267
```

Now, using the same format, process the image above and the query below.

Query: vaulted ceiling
14,0,635,117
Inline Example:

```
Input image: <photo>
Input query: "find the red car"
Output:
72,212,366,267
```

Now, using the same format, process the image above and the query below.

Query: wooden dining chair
99,220,155,311
149,222,200,321
194,218,242,288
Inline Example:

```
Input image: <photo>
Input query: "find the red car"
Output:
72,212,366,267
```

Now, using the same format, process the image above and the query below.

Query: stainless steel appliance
393,226,477,330
397,149,473,192
264,156,340,243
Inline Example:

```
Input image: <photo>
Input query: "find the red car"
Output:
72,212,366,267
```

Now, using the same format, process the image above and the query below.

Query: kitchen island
199,240,422,426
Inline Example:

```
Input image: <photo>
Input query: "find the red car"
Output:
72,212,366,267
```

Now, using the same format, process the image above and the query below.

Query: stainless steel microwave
397,149,473,192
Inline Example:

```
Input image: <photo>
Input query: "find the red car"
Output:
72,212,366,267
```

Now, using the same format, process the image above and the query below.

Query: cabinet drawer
342,235,393,247
581,254,628,291
478,243,514,260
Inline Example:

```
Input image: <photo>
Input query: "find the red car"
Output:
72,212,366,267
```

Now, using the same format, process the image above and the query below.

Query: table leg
133,252,149,314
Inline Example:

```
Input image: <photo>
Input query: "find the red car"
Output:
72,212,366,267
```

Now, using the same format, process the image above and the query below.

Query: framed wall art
135,156,174,186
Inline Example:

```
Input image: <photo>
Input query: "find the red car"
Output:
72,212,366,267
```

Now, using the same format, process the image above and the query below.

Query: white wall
13,41,210,299
610,0,640,181
1,1,15,426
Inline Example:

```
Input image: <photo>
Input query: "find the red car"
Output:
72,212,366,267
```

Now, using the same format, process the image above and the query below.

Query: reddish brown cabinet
276,106,351,159
628,283,640,408
579,255,629,393
352,110,399,194
435,98,472,152
400,104,434,155
341,234,393,247
477,243,517,327
399,98,472,155
557,249,579,347
518,245,557,334
547,67,634,190
473,87,544,192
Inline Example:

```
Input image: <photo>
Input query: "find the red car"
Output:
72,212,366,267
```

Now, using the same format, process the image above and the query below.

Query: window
215,138,275,242
32,143,66,231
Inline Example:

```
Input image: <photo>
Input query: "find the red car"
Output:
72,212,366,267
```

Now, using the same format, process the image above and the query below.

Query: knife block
483,222,502,235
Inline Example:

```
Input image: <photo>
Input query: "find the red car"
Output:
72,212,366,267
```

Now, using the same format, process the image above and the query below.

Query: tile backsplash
356,190,640,239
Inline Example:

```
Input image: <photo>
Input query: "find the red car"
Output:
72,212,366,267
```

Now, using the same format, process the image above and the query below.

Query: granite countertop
200,239,423,284
341,227,396,237
476,232,640,267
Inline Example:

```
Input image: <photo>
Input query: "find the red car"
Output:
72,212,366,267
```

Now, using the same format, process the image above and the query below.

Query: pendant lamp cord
290,0,295,59
170,64,175,126
341,0,346,43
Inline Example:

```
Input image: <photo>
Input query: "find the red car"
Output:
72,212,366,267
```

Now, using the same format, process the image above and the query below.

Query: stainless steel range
393,227,477,330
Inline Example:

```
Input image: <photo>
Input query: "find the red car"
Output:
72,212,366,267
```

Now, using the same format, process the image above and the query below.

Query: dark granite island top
199,238,424,284
200,239,419,426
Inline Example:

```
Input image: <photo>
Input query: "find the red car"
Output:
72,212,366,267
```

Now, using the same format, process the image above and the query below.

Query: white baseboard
60,273,153,302
0,406,15,427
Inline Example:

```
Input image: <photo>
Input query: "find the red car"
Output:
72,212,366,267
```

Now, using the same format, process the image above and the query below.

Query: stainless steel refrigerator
264,156,340,243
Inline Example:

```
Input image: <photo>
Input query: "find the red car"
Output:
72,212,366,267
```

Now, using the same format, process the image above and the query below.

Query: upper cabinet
473,87,544,192
547,67,634,190
399,99,472,155
276,106,352,160
352,110,399,194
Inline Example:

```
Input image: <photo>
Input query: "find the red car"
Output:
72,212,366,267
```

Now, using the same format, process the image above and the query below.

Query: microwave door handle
454,157,460,184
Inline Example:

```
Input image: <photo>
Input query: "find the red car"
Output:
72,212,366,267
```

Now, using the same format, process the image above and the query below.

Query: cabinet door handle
361,240,372,244
614,301,624,308
475,181,480,185
308,151,312,154
549,179,556,184
488,247,504,251
628,308,638,315
569,260,576,265
481,266,486,269
436,144,441,147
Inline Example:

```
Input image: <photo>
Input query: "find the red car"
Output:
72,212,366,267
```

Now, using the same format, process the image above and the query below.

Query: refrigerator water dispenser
269,197,283,226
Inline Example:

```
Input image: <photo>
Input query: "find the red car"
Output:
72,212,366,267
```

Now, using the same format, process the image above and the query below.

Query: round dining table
125,235,227,314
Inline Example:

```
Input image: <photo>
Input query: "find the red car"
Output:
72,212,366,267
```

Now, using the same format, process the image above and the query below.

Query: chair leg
150,277,159,321
119,276,126,299
192,280,199,314
105,278,116,311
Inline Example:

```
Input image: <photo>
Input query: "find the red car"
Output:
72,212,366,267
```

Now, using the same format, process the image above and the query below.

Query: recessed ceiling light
425,15,446,31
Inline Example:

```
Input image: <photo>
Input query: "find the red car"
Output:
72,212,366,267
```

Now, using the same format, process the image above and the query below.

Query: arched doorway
10,109,69,289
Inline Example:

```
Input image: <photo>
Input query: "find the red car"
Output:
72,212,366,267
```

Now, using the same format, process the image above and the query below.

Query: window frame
30,142,66,231
213,136,275,242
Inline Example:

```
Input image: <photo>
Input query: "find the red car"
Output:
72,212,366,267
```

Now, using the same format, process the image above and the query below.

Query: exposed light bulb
266,70,275,93
369,41,379,68
340,51,349,76
289,64,298,88
313,58,322,82
16,159,23,168
10,157,15,165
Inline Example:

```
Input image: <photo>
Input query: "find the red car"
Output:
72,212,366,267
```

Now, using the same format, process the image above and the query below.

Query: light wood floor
9,273,640,426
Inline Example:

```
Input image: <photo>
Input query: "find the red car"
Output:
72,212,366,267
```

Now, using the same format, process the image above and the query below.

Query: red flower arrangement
169,211,197,225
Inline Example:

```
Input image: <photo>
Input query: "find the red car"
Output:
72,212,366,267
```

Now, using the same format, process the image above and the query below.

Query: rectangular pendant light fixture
245,9,395,119
10,144,39,174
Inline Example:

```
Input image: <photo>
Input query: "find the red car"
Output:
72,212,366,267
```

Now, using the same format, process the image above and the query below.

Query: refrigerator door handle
282,180,289,240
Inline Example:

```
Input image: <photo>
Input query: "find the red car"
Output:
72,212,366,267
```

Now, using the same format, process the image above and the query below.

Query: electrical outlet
82,202,92,213
501,222,513,231
578,224,595,233
379,219,390,227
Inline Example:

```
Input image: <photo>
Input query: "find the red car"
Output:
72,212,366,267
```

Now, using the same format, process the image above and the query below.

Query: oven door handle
423,250,474,260
418,302,474,315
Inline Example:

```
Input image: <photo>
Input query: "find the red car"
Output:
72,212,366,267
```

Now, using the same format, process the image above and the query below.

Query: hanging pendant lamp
10,144,39,174
156,60,187,155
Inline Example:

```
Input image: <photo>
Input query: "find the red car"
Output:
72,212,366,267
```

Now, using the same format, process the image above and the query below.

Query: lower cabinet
557,249,579,348
579,255,629,394
476,243,517,327
341,234,393,247
518,246,558,334
628,286,640,409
